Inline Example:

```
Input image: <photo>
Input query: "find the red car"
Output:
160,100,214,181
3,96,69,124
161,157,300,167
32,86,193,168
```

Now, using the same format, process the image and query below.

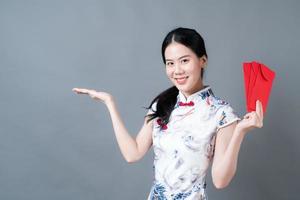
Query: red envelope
243,61,276,114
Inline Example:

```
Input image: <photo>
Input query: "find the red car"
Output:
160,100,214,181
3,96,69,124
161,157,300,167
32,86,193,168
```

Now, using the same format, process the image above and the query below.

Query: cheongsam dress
146,85,241,200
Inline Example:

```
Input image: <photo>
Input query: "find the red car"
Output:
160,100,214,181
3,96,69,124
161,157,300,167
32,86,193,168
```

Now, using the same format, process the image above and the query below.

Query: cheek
166,69,173,78
188,65,201,76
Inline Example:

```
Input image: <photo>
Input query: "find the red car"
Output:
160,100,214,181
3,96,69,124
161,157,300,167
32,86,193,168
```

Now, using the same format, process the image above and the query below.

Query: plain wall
0,0,299,199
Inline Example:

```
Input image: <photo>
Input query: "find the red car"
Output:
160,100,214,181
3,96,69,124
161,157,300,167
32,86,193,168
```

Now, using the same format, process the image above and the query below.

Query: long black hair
145,27,208,125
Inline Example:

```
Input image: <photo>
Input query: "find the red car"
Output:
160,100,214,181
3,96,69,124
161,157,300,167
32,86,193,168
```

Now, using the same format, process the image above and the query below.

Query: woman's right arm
105,99,154,163
72,88,154,163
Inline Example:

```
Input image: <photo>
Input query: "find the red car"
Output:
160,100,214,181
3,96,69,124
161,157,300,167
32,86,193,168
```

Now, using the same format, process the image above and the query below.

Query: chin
172,79,193,91
175,84,190,92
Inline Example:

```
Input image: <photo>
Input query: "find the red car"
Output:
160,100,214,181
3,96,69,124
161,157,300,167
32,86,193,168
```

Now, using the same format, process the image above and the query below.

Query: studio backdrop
0,0,299,199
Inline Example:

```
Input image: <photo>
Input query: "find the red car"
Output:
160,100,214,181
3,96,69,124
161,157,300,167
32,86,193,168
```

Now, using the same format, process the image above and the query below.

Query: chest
152,105,217,154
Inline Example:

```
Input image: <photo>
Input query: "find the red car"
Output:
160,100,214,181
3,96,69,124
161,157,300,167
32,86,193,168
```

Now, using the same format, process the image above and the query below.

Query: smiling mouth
175,76,189,80
175,76,189,84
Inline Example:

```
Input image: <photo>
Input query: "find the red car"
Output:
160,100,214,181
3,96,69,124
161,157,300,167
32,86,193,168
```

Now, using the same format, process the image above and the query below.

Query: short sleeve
215,104,241,133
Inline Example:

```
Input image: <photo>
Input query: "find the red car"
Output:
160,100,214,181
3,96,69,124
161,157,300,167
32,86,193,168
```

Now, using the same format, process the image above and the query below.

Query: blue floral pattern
147,86,240,199
216,104,241,132
149,183,168,200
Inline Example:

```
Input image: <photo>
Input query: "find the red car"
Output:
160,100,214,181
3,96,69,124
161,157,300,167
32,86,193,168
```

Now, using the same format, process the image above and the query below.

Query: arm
211,100,264,189
72,88,154,164
106,99,154,163
211,121,246,189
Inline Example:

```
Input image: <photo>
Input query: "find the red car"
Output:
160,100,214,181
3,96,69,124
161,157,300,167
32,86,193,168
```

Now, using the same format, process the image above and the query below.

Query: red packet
243,61,276,114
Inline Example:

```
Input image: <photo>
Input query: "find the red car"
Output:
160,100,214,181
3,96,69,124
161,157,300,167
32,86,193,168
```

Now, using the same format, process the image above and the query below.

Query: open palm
72,87,113,104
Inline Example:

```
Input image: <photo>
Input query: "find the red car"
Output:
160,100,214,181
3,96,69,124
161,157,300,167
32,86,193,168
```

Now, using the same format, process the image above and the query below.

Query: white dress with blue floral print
147,85,241,200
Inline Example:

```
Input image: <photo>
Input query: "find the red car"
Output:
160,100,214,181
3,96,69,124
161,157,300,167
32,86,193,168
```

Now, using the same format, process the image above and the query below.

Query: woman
72,27,263,200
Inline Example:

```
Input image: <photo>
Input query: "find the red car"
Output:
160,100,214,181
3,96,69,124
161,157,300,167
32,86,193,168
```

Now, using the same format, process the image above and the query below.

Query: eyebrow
165,55,190,62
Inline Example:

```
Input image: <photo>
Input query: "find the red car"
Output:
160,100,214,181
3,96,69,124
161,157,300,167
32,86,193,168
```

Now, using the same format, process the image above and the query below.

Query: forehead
165,42,195,60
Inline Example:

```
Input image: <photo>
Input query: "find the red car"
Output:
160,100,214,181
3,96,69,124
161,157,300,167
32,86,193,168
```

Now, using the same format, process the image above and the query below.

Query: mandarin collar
178,85,214,103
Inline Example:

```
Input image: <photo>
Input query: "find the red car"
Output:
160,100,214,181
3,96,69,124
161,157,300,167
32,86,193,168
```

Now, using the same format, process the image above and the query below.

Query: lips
175,76,188,80
175,76,188,84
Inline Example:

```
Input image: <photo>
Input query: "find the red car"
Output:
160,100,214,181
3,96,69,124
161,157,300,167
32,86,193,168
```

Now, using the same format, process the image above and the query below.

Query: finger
89,90,98,97
243,112,253,119
244,113,250,118
256,100,263,119
254,111,263,127
255,101,264,124
72,88,80,93
72,88,84,91
72,88,90,94
259,101,264,120
259,101,264,119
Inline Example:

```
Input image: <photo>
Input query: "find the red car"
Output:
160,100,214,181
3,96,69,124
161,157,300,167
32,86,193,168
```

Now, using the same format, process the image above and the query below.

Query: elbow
212,167,236,189
126,158,137,163
124,146,142,163
213,179,229,189
125,155,139,163
212,171,231,189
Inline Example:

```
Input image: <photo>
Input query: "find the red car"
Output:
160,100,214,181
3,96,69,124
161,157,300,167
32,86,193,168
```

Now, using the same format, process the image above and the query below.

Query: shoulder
208,95,240,131
198,86,231,110
206,94,231,111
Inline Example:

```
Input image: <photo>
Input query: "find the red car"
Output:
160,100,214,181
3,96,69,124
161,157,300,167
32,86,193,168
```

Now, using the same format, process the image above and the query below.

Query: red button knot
179,101,194,106
156,118,168,130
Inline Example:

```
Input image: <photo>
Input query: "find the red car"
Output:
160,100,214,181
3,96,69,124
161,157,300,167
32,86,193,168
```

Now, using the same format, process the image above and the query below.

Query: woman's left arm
211,100,264,189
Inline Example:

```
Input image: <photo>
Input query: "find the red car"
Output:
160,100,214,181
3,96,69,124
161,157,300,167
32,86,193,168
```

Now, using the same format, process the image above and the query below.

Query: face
164,42,207,98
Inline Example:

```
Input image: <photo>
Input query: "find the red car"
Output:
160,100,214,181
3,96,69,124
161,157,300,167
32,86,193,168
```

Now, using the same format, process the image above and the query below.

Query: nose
174,63,184,74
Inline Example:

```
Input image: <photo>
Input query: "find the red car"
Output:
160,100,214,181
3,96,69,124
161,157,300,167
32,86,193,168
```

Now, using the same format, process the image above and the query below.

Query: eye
166,62,174,66
181,59,189,64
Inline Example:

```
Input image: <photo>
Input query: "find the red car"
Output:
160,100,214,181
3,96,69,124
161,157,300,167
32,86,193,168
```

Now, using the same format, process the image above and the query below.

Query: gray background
0,0,299,199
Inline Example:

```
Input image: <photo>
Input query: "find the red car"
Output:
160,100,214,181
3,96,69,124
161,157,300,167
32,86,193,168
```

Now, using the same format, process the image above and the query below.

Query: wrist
235,123,247,137
105,97,115,108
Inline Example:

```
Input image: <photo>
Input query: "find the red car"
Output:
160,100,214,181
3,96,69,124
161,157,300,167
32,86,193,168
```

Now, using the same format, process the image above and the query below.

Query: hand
72,87,114,105
236,100,264,134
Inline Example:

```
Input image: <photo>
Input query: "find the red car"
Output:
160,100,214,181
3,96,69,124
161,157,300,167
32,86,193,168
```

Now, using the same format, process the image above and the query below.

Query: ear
200,55,207,68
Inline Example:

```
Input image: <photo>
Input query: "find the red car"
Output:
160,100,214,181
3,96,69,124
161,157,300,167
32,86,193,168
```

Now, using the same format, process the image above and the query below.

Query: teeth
176,77,187,80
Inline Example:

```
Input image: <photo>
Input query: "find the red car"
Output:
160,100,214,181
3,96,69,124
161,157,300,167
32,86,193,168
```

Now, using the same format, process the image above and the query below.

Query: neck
182,83,205,99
